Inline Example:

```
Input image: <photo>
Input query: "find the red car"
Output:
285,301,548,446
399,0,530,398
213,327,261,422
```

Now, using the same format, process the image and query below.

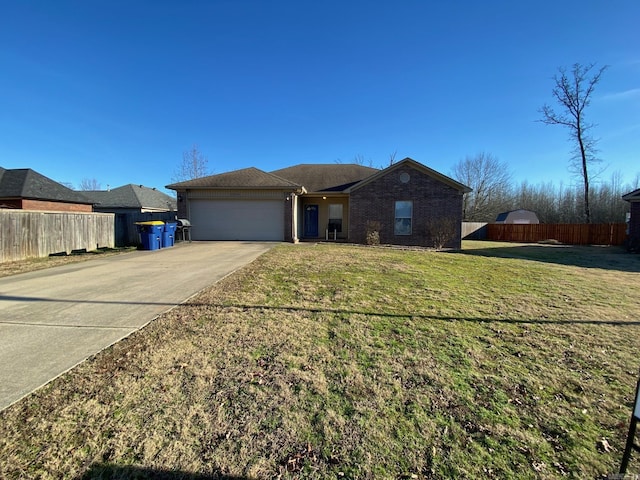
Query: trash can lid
135,221,165,225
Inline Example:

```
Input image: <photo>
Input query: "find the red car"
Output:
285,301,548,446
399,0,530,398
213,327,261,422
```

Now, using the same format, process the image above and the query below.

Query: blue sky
1,1,639,193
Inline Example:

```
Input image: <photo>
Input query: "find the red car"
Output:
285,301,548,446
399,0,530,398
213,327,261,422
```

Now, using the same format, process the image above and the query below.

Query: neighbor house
0,167,94,212
82,184,177,246
494,209,540,224
622,188,640,251
166,157,471,249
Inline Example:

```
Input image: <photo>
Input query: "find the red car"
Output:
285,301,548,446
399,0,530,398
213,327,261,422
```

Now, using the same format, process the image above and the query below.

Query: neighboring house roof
82,184,177,211
270,164,380,193
346,158,472,193
166,167,301,190
0,167,93,204
495,209,539,222
622,188,640,202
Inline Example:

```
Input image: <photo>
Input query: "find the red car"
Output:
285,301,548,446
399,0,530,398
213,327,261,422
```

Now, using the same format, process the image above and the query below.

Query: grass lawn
1,241,639,479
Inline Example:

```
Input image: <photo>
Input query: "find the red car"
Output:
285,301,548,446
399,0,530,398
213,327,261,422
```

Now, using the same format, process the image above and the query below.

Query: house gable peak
347,157,472,193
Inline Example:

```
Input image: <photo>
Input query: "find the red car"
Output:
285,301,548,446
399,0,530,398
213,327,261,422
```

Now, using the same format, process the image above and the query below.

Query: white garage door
189,199,284,241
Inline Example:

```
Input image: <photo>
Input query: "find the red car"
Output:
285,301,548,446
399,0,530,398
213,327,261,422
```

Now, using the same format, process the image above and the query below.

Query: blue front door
304,204,319,237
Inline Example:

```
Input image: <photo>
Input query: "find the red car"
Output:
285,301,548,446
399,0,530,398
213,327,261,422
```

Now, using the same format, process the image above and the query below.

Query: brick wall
175,190,188,219
349,166,464,249
0,199,21,209
284,195,294,242
20,199,93,213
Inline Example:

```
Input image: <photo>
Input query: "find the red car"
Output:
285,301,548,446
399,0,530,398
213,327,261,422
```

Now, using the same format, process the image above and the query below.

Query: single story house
166,157,471,249
0,167,93,212
622,188,640,251
82,184,177,246
495,209,540,224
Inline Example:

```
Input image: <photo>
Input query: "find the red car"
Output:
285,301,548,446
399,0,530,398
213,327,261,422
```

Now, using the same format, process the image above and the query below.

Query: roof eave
302,191,349,196
622,189,640,202
168,185,301,191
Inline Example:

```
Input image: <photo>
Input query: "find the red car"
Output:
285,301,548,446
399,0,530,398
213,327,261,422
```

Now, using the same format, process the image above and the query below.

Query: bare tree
451,152,512,221
352,154,375,167
172,144,211,182
539,63,608,223
388,150,397,166
79,178,101,190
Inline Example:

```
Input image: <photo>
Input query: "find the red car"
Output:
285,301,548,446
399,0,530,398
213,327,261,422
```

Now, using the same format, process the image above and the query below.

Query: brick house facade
167,158,471,247
0,167,94,212
2,198,93,212
348,160,466,248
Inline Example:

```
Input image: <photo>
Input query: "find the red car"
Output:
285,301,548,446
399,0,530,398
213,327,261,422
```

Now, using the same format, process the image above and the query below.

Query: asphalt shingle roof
166,167,301,190
269,164,380,193
164,159,470,195
0,167,93,204
82,184,177,210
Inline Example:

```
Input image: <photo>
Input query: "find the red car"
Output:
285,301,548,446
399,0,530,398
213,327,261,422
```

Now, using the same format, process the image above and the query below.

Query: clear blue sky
1,1,639,193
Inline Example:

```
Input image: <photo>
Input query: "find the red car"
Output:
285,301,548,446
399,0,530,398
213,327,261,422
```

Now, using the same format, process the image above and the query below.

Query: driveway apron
0,241,275,411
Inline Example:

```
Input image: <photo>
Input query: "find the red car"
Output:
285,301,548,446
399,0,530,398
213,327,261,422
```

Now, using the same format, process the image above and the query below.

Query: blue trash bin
162,222,178,248
136,221,164,250
161,231,174,248
162,222,177,248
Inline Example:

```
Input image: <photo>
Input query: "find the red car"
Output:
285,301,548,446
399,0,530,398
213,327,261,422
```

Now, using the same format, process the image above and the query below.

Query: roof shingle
166,167,301,190
82,184,177,210
0,167,93,204
269,164,379,193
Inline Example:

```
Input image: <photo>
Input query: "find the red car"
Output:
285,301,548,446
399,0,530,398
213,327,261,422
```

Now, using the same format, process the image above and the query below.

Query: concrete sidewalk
0,241,275,411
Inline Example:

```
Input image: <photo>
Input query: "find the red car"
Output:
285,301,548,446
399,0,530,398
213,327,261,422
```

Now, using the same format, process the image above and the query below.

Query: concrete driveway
0,241,275,411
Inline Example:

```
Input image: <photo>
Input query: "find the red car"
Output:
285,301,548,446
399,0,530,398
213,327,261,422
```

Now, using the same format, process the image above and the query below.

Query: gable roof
82,184,177,211
270,164,379,193
347,157,472,193
495,209,539,222
166,167,301,190
622,188,640,202
0,167,93,204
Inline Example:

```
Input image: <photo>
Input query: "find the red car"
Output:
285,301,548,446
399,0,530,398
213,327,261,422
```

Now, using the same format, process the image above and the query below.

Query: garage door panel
190,200,284,241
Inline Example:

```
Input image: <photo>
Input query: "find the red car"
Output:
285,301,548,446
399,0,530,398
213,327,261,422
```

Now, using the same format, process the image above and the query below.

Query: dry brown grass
0,247,136,278
1,242,639,479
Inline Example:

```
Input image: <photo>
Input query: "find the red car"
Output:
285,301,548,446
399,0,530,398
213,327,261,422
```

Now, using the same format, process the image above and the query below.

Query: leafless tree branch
538,63,608,223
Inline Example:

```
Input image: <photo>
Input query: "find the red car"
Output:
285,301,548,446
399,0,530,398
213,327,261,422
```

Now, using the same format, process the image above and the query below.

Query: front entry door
304,204,319,237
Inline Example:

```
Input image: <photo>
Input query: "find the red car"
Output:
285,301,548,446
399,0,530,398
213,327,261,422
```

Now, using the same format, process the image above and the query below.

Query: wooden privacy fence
486,223,627,246
1,210,115,263
462,222,488,240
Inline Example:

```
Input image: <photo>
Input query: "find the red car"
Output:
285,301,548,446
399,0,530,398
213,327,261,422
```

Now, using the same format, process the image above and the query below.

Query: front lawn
1,241,639,479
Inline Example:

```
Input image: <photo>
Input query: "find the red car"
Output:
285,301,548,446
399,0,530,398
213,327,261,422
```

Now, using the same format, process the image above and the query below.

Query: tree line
452,152,637,223
453,62,638,224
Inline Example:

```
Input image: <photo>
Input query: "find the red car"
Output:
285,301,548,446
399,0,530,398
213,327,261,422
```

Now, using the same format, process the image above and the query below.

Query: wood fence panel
0,210,115,263
486,223,627,245
462,222,488,240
